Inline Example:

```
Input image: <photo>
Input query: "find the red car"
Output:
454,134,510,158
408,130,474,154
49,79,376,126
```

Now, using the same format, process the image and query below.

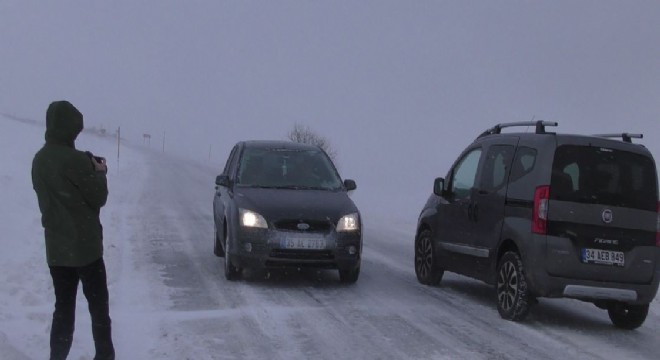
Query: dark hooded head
45,100,83,147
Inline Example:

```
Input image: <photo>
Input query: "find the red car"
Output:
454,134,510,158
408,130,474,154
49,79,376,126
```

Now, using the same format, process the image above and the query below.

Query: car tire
414,229,444,286
496,251,532,321
607,302,649,330
223,227,241,281
339,265,360,284
213,222,225,257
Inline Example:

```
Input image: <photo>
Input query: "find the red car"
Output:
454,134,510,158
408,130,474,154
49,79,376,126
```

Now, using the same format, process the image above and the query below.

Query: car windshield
236,147,343,190
551,145,658,211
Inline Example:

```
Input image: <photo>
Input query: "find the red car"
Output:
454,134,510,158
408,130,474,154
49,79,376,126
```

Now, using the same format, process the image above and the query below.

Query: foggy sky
2,1,659,216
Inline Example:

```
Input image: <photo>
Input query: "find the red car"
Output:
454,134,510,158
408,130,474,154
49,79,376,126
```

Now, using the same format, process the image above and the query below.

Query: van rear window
551,145,657,211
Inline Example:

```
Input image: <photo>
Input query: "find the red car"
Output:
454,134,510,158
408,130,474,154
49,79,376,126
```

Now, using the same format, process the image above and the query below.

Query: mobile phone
85,151,106,164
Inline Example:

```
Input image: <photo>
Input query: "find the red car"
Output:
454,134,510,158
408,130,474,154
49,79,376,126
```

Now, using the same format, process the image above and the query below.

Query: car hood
234,187,358,222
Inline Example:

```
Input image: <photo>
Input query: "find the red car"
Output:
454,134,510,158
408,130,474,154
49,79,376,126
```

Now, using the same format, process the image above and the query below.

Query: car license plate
581,248,625,267
282,236,325,250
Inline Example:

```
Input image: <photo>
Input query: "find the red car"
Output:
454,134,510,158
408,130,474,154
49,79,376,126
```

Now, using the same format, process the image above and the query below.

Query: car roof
240,140,321,151
476,132,652,157
475,122,651,152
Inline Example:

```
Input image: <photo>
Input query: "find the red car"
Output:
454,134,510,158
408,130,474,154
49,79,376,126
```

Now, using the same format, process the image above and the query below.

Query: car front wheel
339,265,360,284
414,229,443,285
223,226,241,281
496,251,532,321
607,303,649,330
213,222,225,257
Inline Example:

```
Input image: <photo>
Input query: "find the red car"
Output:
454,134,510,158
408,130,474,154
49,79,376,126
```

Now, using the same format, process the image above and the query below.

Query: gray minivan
415,121,659,329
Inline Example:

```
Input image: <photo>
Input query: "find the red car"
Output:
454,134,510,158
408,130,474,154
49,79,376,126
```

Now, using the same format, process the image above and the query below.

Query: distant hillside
0,112,40,126
1,112,116,138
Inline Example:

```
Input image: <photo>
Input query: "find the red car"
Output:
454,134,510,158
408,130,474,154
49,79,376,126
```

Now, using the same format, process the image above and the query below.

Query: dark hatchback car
213,140,362,283
415,121,659,329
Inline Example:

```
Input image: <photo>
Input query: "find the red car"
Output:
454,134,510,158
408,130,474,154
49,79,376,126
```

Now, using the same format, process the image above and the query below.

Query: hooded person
32,100,115,360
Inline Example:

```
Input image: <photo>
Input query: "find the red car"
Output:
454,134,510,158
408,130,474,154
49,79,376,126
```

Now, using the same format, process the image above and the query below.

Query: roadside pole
116,126,120,174
117,126,120,159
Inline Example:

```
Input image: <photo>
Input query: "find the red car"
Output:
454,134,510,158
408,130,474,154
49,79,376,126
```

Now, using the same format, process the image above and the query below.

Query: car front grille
265,247,338,269
269,249,335,261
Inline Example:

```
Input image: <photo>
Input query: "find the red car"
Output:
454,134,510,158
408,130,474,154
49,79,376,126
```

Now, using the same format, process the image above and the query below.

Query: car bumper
527,271,659,304
229,227,361,271
524,237,660,304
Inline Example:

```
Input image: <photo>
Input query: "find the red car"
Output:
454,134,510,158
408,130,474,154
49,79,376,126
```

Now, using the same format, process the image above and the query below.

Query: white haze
1,1,659,219
2,3,660,359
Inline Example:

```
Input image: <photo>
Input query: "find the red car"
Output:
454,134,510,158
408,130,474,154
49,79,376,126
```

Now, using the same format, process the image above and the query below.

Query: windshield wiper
239,184,276,189
271,185,331,190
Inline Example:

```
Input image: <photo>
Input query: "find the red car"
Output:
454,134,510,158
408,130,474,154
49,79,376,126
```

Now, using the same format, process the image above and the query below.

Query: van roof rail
593,133,643,143
478,120,558,138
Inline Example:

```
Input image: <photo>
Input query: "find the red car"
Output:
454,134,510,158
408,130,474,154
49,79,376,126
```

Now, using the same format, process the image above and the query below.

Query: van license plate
581,248,624,267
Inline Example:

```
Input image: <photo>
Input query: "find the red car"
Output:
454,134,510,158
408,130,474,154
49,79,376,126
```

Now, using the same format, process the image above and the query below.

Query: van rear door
545,143,658,284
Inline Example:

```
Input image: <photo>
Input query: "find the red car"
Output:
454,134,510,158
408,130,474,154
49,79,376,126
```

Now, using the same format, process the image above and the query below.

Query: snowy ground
1,118,658,360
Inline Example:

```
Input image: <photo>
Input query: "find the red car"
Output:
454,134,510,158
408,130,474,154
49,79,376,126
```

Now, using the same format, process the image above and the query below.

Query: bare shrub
287,123,337,161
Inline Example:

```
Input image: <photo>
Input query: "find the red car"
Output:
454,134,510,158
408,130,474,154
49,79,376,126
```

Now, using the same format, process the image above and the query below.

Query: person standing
32,100,115,360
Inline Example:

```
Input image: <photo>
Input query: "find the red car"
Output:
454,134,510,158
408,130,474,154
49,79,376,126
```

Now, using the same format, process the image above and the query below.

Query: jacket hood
45,101,83,147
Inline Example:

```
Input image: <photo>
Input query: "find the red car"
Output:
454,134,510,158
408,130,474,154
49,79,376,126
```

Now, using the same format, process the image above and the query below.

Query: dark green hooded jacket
32,101,108,267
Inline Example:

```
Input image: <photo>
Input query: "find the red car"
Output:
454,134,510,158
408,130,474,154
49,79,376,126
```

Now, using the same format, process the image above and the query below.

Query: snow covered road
108,147,660,360
1,121,658,359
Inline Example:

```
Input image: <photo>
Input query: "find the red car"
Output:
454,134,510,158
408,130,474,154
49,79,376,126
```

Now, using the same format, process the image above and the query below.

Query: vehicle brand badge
297,222,310,231
594,238,619,245
601,209,613,224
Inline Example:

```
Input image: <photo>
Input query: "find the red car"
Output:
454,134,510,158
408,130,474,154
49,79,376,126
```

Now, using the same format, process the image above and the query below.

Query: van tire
415,230,444,285
607,303,648,330
496,251,532,321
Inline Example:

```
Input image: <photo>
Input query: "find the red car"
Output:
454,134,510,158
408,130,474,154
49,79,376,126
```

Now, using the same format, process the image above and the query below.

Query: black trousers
49,258,115,360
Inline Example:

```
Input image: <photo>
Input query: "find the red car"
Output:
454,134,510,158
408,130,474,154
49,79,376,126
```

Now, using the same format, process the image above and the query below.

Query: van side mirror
215,175,230,187
433,177,446,196
344,179,357,191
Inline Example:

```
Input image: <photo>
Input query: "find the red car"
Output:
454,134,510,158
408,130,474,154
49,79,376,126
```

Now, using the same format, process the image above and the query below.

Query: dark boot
50,322,74,360
92,323,115,360
49,266,79,360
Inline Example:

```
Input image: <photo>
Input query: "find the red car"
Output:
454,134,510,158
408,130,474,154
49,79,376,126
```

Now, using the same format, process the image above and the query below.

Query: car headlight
239,209,268,229
337,213,360,232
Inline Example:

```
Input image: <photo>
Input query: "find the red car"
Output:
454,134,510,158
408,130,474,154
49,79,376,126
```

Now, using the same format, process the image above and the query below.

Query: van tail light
532,185,550,235
656,201,659,247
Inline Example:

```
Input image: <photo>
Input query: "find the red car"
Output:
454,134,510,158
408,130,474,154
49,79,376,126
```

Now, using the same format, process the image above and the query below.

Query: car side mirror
433,177,446,196
344,179,357,191
215,175,230,187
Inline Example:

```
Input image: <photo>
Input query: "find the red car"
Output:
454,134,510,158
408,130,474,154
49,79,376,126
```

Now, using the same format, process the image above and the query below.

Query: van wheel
415,230,444,285
607,303,648,330
496,251,531,321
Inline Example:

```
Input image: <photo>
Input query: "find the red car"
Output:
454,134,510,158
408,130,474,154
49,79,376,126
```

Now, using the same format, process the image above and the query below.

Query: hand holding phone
92,156,107,173
86,151,108,173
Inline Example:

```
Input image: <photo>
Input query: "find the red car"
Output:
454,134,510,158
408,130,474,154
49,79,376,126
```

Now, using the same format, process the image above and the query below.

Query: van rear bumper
521,234,660,304
526,268,660,304
562,285,637,302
